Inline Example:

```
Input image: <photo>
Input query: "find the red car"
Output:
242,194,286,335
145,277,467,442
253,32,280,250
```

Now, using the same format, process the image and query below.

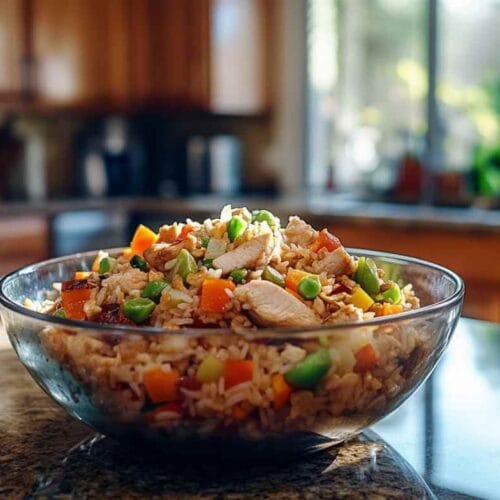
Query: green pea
174,249,198,281
297,275,322,300
123,297,156,323
131,255,149,273
262,266,285,287
354,257,380,295
230,268,247,284
202,258,213,269
252,209,276,228
227,216,247,242
376,282,402,304
54,309,66,318
201,236,210,248
142,280,169,303
285,349,332,389
98,257,111,274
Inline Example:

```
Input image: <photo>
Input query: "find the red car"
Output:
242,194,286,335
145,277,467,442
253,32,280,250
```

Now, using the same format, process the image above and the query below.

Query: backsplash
0,112,276,201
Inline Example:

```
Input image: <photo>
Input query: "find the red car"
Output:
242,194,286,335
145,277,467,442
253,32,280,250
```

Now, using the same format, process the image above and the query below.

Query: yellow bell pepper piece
74,271,91,280
351,286,374,311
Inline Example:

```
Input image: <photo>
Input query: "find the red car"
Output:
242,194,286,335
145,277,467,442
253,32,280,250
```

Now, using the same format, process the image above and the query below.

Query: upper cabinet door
0,0,25,99
128,0,271,114
209,0,271,114
127,0,210,110
31,0,131,108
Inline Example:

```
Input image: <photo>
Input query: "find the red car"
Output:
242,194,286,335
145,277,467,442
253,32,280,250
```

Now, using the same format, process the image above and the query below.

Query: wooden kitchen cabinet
0,215,48,274
31,0,131,108
0,0,271,113
129,0,211,110
0,0,26,100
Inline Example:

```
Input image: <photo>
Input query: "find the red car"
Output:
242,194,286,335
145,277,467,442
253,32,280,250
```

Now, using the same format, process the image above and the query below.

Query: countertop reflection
373,318,500,499
1,318,499,498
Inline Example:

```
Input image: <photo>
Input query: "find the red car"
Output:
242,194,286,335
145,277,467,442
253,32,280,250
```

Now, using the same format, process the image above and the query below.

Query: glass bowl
0,248,464,460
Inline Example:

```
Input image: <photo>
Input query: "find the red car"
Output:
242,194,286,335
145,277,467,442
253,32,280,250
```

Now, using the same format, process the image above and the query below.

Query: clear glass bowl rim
0,247,465,337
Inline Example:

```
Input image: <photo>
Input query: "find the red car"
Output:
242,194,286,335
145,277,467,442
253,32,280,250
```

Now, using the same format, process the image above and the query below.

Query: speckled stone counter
2,319,500,499
0,351,433,499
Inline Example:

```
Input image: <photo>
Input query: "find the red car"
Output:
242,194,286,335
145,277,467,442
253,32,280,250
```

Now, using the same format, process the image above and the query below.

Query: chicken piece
312,246,355,276
143,241,186,270
157,224,181,243
284,216,318,247
213,233,273,274
235,280,318,327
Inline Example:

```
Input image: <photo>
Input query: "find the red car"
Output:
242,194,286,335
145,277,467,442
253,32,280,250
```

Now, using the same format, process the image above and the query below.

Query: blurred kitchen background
0,0,498,320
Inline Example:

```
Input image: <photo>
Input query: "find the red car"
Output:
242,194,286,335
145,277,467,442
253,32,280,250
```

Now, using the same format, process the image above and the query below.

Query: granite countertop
1,318,499,498
0,193,499,233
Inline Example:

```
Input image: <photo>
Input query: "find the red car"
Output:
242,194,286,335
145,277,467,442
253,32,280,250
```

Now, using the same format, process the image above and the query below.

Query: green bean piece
354,257,380,295
285,349,332,389
252,209,276,228
376,282,402,304
201,236,210,248
227,216,248,242
297,275,322,300
174,249,198,281
230,268,247,284
202,258,214,269
54,309,66,318
98,257,111,274
142,280,169,303
262,266,285,287
131,255,149,273
123,297,156,323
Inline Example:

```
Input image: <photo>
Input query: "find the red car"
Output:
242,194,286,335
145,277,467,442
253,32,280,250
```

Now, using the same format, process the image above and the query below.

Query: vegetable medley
52,206,418,329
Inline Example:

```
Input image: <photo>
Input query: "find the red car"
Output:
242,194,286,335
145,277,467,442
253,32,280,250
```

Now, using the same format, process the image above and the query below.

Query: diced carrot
146,402,182,423
285,269,311,293
74,271,91,280
143,368,180,403
130,224,157,256
231,403,252,421
272,373,293,409
354,344,379,373
224,359,254,389
61,281,92,320
170,224,194,245
376,303,404,317
311,229,341,253
200,278,236,313
179,224,193,240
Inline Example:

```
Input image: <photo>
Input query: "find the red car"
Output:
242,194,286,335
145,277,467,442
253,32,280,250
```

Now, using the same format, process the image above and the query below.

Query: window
307,0,500,198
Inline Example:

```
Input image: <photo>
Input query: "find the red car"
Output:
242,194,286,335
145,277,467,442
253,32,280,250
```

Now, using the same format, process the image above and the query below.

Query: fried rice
27,206,429,439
